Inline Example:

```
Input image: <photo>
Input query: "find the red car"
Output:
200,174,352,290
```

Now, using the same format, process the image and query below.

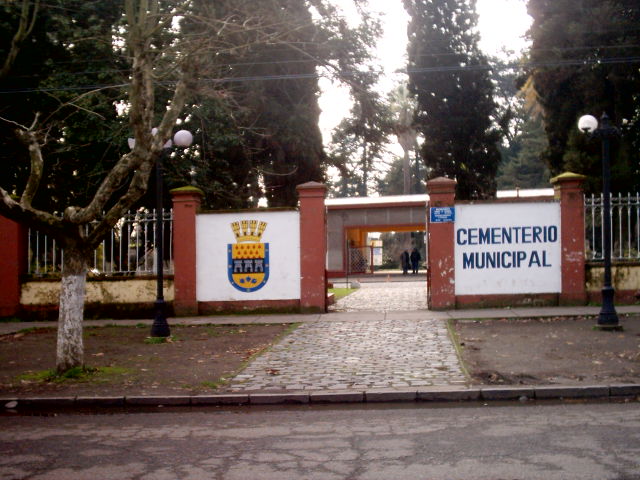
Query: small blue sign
430,207,455,223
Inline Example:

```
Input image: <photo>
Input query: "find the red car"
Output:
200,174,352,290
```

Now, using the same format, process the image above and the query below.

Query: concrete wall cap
550,172,587,185
427,177,457,186
296,181,327,191
170,186,205,197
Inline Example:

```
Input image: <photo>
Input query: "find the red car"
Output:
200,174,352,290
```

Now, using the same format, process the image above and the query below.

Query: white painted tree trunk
56,247,88,372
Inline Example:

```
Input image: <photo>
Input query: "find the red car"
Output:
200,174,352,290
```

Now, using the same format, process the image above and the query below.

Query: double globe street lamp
577,113,621,330
129,128,194,337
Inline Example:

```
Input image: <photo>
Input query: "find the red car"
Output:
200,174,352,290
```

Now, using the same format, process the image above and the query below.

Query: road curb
3,384,639,410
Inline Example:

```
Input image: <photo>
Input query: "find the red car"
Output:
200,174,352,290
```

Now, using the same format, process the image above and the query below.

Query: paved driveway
227,281,465,392
227,316,466,392
330,281,428,312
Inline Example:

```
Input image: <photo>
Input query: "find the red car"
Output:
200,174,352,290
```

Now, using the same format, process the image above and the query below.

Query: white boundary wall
454,202,562,295
196,210,300,302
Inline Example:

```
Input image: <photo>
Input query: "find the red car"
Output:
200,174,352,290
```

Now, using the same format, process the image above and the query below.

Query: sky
319,0,532,141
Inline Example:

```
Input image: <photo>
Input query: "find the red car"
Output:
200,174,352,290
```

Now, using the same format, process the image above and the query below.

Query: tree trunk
360,142,369,197
56,246,88,372
397,130,416,195
402,149,411,194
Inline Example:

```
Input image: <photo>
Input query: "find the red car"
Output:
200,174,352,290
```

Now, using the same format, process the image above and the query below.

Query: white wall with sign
454,202,561,295
196,211,300,301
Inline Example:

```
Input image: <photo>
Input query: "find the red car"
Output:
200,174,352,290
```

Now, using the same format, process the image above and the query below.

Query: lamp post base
150,299,171,337
595,286,622,331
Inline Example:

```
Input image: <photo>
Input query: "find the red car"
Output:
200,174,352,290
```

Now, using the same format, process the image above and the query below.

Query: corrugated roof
325,194,429,206
325,188,554,206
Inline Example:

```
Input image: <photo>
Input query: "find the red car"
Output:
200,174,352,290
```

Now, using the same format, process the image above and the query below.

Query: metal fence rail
585,193,640,261
27,209,173,277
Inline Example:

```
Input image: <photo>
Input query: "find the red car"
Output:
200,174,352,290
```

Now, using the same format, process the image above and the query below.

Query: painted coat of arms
228,220,269,292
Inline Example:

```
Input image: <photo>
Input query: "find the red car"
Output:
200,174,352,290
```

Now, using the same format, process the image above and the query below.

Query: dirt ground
1,315,639,398
455,314,640,386
0,323,291,398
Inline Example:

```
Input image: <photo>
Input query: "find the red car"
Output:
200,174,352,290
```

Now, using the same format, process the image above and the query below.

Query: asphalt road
1,401,639,479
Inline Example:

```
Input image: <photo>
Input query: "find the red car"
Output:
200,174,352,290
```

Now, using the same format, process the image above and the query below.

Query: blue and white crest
227,220,269,293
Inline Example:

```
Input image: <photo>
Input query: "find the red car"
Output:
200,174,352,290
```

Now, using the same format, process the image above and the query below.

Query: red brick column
297,181,328,313
170,187,204,316
426,177,457,310
0,216,26,317
551,172,587,305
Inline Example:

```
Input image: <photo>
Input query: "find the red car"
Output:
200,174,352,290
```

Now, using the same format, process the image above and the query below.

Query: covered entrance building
326,194,429,277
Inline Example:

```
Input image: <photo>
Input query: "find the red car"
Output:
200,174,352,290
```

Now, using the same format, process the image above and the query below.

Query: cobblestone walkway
227,317,467,392
330,281,428,312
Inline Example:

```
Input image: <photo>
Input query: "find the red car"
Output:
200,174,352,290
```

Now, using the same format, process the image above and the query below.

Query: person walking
401,250,410,275
410,247,421,274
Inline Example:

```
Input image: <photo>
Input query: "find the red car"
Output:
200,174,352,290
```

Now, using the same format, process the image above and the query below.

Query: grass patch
0,317,22,323
199,378,230,390
144,336,173,344
445,319,471,381
328,287,356,301
17,366,131,384
16,327,52,335
205,327,224,337
281,323,300,337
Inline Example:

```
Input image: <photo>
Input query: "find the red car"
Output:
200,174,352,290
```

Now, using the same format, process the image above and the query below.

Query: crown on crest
231,220,267,243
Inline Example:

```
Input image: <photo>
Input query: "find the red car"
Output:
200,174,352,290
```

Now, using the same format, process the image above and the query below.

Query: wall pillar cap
427,177,457,194
296,181,327,191
170,186,205,198
550,172,587,185
427,176,456,185
296,182,327,198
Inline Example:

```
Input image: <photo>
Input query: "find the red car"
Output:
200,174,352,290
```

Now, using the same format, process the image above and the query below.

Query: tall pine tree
404,0,502,199
187,0,382,208
328,79,392,197
497,117,551,189
527,0,640,193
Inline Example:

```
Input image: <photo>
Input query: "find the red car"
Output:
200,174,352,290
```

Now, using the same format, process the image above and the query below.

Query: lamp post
129,128,194,337
577,113,620,330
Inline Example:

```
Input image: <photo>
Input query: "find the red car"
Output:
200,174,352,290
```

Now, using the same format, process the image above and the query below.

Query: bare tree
0,0,193,372
0,0,344,373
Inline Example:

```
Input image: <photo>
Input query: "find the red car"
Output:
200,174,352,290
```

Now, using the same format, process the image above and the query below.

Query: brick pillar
426,177,457,310
551,172,587,305
170,186,204,316
297,181,328,313
0,216,26,317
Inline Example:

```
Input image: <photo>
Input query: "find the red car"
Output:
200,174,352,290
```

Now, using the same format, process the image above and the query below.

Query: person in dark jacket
401,250,410,274
410,248,421,274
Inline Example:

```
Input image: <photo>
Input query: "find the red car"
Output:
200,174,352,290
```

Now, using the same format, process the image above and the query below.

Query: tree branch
0,186,64,239
13,122,43,209
86,161,154,248
0,0,40,80
67,0,195,227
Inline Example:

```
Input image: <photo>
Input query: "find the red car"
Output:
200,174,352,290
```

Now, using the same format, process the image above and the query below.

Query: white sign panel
196,211,300,301
454,203,561,295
